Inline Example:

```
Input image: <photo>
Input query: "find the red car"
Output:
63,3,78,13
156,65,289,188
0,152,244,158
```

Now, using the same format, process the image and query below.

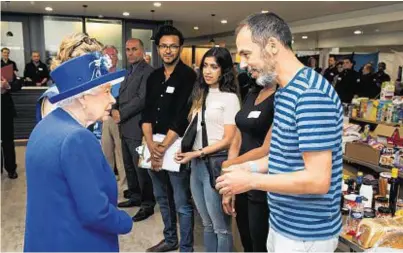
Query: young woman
221,69,276,251
175,47,240,252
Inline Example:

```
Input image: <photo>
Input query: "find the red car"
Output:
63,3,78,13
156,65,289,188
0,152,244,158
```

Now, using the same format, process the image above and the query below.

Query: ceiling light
193,26,199,30
302,35,308,39
354,30,363,35
221,20,227,24
123,12,130,16
261,10,269,13
45,7,53,11
153,2,161,7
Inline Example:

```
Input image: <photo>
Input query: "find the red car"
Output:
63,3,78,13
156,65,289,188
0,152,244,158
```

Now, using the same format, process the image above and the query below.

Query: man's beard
254,63,277,89
162,53,180,66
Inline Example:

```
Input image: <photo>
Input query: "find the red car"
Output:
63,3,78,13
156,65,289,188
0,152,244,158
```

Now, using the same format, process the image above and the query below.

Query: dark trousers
121,137,155,212
1,114,17,174
149,168,194,252
235,192,269,252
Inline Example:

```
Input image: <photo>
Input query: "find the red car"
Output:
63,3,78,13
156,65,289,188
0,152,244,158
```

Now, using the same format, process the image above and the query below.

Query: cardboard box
373,124,403,147
345,142,382,166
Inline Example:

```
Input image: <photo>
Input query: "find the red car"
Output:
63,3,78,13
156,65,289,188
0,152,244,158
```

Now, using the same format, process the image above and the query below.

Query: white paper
166,86,175,94
247,111,261,119
136,134,182,172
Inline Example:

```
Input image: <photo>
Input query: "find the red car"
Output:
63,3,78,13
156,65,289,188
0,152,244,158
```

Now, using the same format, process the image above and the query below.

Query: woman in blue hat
24,37,132,251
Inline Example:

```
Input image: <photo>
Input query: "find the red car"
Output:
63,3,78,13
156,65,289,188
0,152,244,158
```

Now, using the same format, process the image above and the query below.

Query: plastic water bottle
348,196,364,236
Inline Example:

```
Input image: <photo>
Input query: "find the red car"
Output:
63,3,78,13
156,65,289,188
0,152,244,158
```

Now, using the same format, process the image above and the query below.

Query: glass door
1,21,25,75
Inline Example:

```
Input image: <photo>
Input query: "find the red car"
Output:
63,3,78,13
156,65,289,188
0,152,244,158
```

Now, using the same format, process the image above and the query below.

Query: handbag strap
201,89,209,148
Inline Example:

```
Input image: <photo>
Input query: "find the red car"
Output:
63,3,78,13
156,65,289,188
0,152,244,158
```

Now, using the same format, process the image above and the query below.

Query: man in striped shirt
216,13,343,252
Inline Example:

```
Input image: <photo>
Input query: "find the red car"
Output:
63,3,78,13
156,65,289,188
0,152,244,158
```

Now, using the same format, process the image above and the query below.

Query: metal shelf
349,117,402,127
343,155,403,179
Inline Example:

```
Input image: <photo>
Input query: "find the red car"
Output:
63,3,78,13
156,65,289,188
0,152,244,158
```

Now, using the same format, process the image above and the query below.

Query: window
1,21,25,74
131,29,153,65
43,16,82,66
86,19,123,68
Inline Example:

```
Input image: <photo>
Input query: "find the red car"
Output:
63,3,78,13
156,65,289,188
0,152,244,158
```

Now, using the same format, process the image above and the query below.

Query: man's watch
199,148,206,158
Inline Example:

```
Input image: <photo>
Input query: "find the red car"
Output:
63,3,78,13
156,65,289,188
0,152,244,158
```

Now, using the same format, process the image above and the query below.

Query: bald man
112,38,156,222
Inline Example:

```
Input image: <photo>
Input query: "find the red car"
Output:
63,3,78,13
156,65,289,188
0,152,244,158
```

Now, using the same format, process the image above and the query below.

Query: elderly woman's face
82,83,115,122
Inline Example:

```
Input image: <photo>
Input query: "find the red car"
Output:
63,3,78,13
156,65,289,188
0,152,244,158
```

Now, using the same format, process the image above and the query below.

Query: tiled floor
1,145,228,252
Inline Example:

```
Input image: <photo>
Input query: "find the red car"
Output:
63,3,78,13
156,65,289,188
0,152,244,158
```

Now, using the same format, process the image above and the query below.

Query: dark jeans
148,167,194,252
121,137,155,212
235,192,269,252
1,115,16,174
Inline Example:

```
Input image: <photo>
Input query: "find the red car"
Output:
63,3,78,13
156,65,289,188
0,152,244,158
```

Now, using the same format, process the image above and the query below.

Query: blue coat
24,108,133,252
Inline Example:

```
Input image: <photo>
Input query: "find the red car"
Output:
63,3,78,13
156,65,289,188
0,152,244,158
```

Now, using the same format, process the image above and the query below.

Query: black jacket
323,66,338,84
24,61,49,86
115,60,154,140
335,69,360,103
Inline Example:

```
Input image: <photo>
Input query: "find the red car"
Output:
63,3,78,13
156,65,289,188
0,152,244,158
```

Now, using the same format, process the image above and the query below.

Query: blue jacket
24,108,132,252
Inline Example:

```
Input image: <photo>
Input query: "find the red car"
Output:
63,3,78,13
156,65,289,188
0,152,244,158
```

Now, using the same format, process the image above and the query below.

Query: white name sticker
247,111,261,119
330,72,334,76
166,86,175,94
38,68,43,71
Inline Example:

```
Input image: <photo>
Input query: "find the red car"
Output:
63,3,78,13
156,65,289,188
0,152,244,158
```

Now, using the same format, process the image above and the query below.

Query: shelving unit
343,155,403,179
349,117,402,127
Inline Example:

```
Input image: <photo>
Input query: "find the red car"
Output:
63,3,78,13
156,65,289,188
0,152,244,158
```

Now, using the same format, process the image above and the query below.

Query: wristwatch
198,148,206,158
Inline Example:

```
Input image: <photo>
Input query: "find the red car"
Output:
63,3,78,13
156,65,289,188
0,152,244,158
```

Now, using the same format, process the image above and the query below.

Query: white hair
56,84,106,108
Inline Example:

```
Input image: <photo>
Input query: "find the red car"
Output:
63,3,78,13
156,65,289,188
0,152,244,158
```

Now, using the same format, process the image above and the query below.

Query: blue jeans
148,167,194,252
190,158,233,252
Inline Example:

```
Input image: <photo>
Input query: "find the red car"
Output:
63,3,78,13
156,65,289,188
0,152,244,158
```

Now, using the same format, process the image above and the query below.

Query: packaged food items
379,148,396,167
380,81,395,101
379,172,392,197
344,194,359,210
355,217,403,249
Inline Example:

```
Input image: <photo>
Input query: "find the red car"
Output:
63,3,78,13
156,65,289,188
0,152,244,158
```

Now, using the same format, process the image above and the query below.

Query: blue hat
49,52,126,104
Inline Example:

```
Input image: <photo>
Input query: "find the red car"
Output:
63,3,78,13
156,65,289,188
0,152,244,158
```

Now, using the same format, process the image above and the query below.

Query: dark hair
236,12,292,50
189,47,239,118
1,47,10,53
343,58,355,65
336,61,343,67
378,62,386,69
329,56,336,60
154,25,184,46
308,57,317,67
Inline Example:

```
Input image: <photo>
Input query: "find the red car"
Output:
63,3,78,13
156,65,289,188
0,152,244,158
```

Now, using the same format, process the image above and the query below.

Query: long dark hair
189,47,239,119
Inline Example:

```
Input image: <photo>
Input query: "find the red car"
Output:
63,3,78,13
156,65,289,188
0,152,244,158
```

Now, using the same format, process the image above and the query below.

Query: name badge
357,79,360,83
38,68,43,71
166,86,175,94
338,77,342,81
247,111,261,119
330,72,334,76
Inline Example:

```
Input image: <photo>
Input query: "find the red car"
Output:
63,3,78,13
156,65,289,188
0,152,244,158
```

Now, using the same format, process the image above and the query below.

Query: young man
141,25,196,252
323,56,338,84
216,13,343,252
334,58,360,103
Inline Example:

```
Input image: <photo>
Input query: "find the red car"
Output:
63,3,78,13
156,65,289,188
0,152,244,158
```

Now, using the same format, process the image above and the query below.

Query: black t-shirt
24,61,49,86
235,87,275,202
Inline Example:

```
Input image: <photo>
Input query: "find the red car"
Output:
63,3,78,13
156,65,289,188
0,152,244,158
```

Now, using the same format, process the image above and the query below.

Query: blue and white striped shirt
268,67,343,241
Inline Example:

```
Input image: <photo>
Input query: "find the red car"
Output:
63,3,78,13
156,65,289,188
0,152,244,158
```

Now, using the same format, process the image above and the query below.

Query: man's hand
153,143,167,160
25,77,32,82
216,169,254,195
36,82,42,86
111,109,120,124
151,158,163,172
222,194,236,217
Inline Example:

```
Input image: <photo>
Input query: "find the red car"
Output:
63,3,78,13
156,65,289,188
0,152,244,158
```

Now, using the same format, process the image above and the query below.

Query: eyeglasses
158,44,180,52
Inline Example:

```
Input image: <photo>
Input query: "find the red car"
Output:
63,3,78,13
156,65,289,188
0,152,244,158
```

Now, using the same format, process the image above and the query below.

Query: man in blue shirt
216,13,343,252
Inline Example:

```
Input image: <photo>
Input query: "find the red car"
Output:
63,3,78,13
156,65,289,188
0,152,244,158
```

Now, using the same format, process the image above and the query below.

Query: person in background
221,69,276,252
1,76,18,179
308,56,322,74
357,63,378,98
175,47,240,252
101,45,125,184
24,51,49,86
141,25,196,252
374,62,391,88
24,50,132,251
144,54,152,65
334,58,360,103
323,56,338,84
112,39,156,225
216,12,343,252
1,47,18,78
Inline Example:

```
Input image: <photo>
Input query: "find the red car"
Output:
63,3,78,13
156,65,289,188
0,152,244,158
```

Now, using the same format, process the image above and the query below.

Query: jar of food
364,208,376,219
379,172,391,197
377,207,392,218
374,196,389,211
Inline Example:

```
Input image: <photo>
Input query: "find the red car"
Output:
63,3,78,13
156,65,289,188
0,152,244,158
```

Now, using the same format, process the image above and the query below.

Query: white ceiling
1,1,396,38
